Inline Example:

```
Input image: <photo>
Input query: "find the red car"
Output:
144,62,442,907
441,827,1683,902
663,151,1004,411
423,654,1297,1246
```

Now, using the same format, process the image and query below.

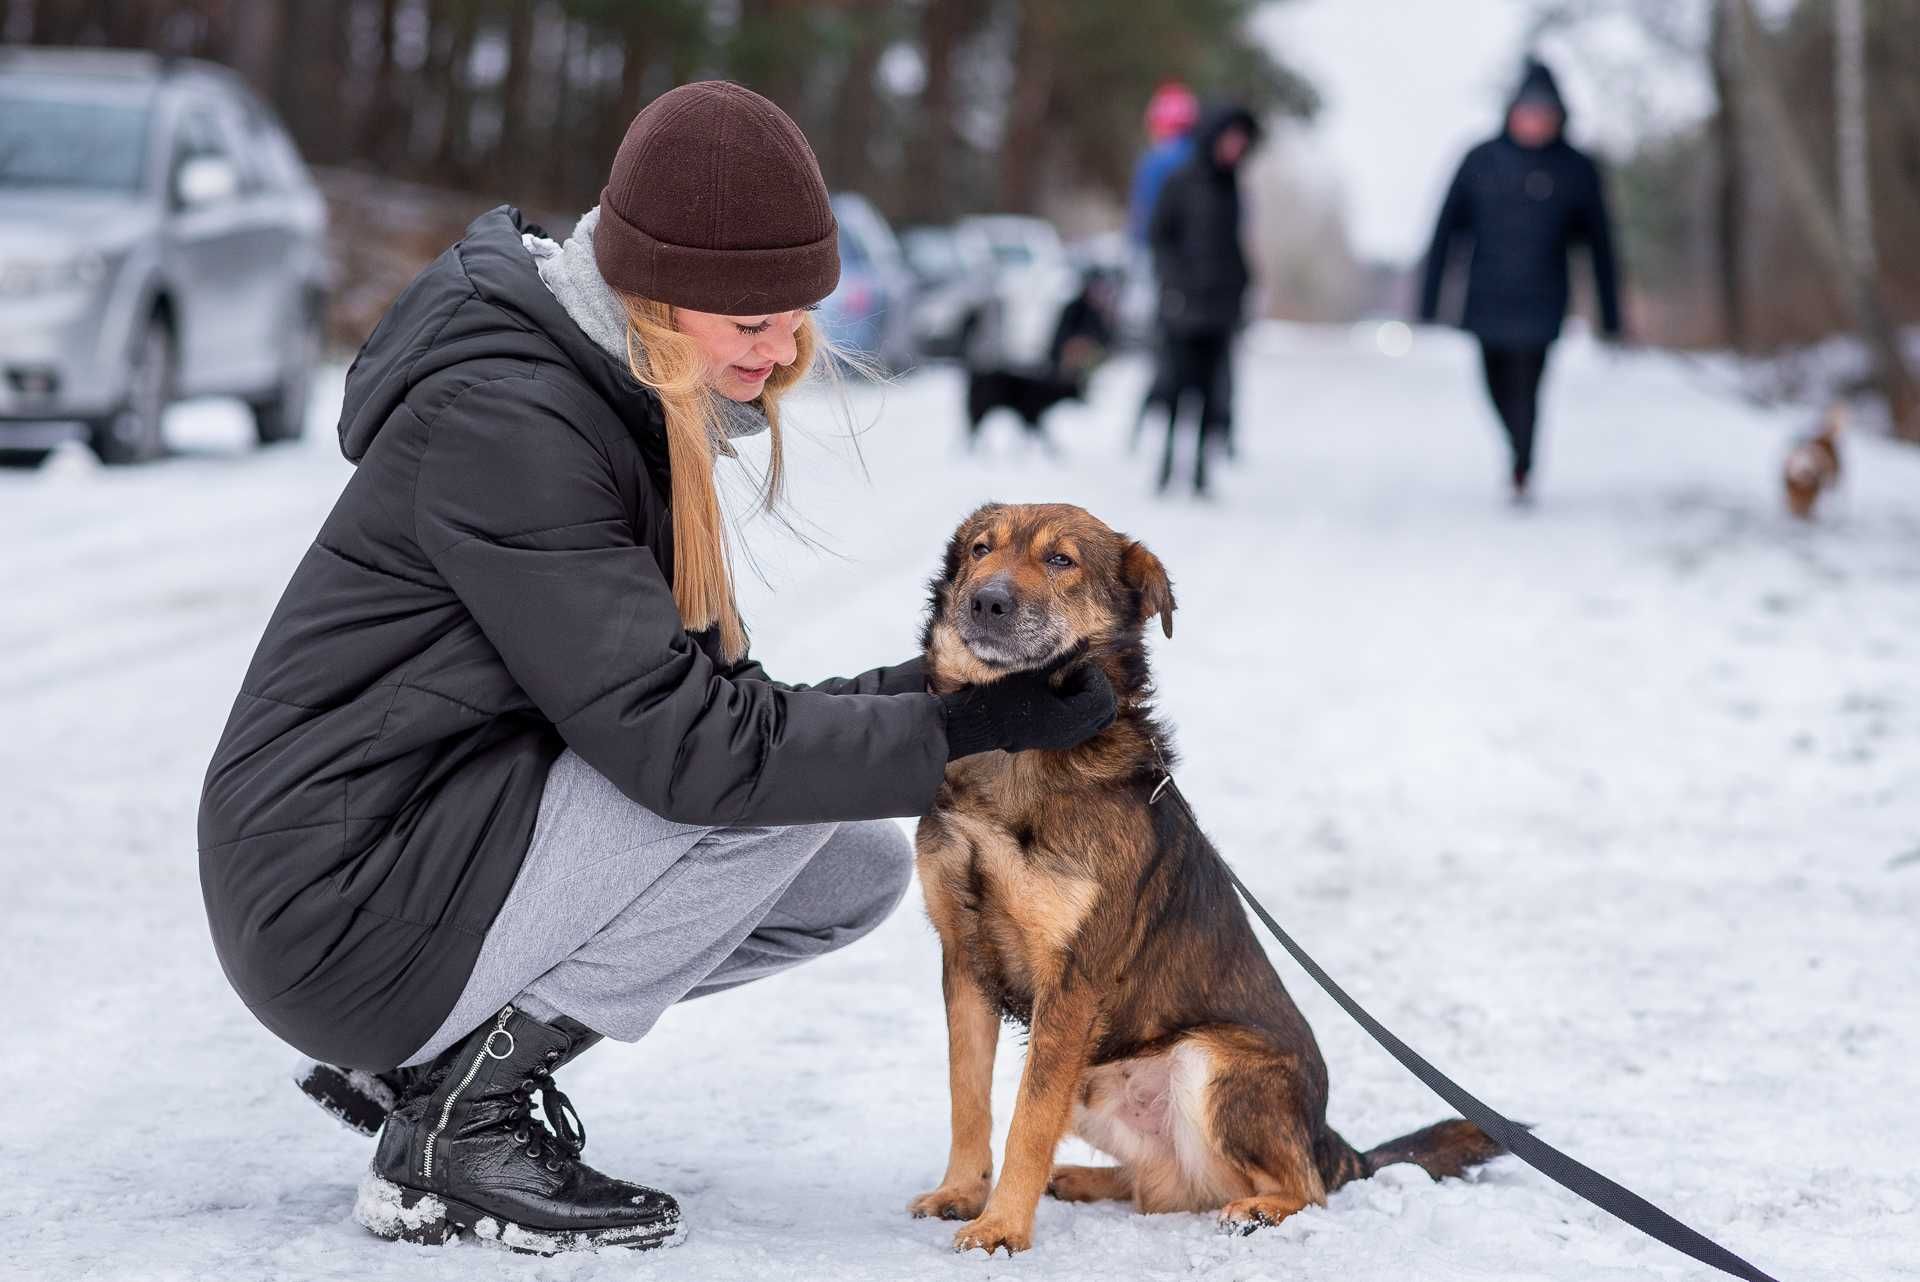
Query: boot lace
505,1051,587,1173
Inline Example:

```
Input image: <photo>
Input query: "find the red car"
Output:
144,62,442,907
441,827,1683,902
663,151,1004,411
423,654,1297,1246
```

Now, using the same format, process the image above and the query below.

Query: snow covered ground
4,324,1916,1282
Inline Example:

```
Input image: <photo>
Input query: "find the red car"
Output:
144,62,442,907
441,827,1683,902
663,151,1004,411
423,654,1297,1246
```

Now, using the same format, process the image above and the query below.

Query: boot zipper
421,1005,513,1181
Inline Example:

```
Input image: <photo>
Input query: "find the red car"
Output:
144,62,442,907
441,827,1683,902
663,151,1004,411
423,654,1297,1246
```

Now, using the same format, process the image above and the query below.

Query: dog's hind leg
1047,1164,1132,1203
1170,1029,1331,1231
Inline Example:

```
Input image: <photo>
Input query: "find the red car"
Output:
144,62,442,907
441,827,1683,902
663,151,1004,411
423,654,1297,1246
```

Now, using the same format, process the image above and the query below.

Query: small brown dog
1783,404,1844,520
909,503,1502,1255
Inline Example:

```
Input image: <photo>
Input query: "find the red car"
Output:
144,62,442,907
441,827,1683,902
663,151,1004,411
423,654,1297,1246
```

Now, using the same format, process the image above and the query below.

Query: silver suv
0,49,327,466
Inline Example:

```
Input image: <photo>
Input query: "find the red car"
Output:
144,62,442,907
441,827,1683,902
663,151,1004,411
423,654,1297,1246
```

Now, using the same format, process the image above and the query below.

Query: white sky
1255,0,1719,264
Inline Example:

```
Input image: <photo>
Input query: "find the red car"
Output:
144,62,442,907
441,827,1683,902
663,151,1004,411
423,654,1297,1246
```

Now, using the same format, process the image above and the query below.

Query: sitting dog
909,503,1502,1255
1783,404,1844,521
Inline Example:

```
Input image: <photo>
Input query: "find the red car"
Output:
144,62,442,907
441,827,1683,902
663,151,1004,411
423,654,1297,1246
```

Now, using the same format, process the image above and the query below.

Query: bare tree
1709,0,1748,350
1834,0,1874,284
1727,0,1918,438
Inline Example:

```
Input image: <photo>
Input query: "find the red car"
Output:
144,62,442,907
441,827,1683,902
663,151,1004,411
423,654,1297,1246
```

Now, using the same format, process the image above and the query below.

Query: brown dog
908,503,1501,1255
1783,404,1844,521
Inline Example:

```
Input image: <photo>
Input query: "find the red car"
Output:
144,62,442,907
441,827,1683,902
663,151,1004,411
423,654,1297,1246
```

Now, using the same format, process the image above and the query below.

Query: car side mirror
175,155,239,208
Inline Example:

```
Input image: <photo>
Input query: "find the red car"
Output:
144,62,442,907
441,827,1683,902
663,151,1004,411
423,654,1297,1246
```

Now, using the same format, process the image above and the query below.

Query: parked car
898,221,994,363
956,214,1081,375
0,49,328,467
814,192,916,374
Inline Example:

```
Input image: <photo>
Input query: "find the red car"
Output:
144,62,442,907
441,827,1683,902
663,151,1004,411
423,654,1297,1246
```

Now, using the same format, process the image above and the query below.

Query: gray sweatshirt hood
525,206,770,441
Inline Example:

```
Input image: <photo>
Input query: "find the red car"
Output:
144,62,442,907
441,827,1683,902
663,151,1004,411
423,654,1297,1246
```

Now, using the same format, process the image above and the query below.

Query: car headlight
0,251,108,298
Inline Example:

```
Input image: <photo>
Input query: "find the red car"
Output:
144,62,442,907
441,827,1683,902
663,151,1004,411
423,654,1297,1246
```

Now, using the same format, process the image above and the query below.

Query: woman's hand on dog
938,664,1118,761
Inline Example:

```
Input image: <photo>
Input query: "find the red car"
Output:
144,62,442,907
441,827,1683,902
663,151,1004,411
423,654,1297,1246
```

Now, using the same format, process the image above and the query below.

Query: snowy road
5,326,1917,1281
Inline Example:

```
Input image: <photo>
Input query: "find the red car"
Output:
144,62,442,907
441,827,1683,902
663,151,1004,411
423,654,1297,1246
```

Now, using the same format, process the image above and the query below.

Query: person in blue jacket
1419,59,1623,501
1128,82,1199,448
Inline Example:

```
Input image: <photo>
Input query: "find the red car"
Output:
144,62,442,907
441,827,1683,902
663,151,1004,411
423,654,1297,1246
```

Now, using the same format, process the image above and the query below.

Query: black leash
1150,765,1784,1282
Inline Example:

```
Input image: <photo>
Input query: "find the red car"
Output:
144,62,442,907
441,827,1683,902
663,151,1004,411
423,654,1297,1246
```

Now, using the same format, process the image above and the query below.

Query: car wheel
0,448,52,469
252,302,320,446
89,316,174,466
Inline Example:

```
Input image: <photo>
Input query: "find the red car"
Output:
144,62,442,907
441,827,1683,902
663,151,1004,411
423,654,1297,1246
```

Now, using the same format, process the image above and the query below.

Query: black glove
939,664,1118,762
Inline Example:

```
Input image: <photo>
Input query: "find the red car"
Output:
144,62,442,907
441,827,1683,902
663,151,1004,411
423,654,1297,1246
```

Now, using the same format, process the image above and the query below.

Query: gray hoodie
524,207,769,440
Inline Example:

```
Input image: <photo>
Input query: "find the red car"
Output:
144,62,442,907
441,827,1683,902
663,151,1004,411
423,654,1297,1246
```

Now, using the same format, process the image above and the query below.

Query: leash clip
1149,773,1173,805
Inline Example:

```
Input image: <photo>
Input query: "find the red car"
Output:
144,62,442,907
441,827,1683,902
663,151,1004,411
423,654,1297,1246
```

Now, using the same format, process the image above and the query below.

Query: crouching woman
197,82,1112,1254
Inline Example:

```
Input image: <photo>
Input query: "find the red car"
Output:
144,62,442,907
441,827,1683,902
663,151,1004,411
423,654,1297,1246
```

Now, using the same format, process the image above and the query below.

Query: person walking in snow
1418,58,1623,502
1148,102,1261,498
1127,81,1200,451
197,82,1114,1255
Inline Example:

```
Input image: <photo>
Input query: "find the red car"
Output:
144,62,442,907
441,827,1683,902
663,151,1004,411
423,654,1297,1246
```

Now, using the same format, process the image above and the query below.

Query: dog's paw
1046,1164,1129,1203
952,1213,1031,1256
908,1182,989,1222
1218,1195,1308,1235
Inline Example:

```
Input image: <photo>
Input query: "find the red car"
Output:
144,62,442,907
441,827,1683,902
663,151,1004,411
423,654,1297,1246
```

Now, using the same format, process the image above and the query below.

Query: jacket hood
1507,59,1568,124
338,205,661,463
1192,103,1261,173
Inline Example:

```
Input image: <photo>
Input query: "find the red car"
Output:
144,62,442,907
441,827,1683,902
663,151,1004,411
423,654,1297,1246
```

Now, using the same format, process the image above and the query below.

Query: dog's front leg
953,982,1100,1255
908,950,999,1221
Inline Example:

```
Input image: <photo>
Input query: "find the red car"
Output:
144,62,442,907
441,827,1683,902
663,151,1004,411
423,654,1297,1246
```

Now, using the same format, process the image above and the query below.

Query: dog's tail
1320,1119,1506,1194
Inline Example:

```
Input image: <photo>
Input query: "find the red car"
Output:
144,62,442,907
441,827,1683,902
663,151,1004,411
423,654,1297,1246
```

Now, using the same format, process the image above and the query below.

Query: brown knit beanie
595,81,839,315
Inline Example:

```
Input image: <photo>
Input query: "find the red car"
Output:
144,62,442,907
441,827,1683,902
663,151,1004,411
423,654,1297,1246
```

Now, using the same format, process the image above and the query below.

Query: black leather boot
294,1058,440,1137
354,1005,683,1253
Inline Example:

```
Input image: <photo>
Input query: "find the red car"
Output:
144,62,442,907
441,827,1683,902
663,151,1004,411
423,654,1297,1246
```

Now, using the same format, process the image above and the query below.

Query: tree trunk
902,0,965,222
824,7,886,193
1710,0,1748,352
432,0,478,182
360,0,404,168
1834,0,1874,282
999,0,1059,213
1730,0,1919,440
497,0,538,178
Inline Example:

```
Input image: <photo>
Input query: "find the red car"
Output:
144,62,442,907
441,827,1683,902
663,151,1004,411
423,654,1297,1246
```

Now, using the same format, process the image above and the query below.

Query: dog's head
922,503,1174,691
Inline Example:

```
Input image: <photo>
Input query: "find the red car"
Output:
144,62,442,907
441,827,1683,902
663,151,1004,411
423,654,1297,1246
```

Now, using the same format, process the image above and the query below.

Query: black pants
1478,342,1551,481
1157,329,1233,494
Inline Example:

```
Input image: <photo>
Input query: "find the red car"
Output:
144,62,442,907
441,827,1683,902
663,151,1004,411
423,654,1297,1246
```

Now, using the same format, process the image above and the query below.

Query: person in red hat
1128,82,1200,451
198,81,1115,1254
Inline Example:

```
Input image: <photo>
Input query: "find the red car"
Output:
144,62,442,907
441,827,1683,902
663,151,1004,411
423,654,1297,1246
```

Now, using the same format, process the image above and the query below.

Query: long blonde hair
619,296,818,662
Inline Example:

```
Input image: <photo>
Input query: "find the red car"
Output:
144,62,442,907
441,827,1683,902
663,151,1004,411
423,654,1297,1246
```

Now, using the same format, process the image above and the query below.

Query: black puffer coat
1417,64,1622,348
198,207,946,1070
1148,104,1260,337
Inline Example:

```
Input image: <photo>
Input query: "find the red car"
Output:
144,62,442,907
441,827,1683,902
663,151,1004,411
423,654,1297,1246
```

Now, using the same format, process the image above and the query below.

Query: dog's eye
1046,553,1075,569
971,542,990,559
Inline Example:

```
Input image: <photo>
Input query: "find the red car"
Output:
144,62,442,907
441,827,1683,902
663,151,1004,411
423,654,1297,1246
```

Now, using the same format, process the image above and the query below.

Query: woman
197,82,1114,1254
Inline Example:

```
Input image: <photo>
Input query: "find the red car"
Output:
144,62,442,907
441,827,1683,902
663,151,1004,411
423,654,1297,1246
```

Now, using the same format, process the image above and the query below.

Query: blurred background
3,0,1918,467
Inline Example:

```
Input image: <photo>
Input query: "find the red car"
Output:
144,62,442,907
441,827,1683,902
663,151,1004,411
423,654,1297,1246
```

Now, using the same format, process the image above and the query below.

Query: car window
229,87,304,194
840,227,870,270
213,105,263,193
0,93,150,192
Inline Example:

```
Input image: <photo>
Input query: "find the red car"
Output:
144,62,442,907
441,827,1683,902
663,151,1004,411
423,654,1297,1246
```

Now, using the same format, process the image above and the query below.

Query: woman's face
674,307,808,402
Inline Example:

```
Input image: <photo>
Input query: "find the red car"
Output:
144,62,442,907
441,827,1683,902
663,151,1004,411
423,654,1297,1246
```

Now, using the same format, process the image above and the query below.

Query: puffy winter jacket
198,207,946,1070
1418,67,1622,348
1148,105,1259,337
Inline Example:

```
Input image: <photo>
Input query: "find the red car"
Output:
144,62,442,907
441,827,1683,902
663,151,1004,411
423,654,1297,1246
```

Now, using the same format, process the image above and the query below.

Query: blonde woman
198,82,1114,1254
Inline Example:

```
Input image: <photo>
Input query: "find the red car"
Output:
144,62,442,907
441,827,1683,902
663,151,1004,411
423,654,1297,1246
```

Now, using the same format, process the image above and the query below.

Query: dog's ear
1121,540,1176,639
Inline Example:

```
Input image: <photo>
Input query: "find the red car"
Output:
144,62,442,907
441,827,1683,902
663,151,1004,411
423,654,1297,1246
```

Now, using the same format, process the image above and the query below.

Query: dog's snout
971,579,1015,623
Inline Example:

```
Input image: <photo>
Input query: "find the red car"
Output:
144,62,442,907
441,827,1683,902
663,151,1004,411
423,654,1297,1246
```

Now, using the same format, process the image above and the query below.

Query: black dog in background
966,271,1118,452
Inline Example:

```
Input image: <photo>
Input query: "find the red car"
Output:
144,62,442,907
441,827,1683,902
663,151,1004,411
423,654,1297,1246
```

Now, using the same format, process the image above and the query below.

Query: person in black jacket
1148,103,1261,498
1418,59,1623,501
197,82,1114,1254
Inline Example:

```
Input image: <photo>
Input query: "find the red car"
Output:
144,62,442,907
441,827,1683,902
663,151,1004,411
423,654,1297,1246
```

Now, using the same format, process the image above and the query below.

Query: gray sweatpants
402,749,916,1066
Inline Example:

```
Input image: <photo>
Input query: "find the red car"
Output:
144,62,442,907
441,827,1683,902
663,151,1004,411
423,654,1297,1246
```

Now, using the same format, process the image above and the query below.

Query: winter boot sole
354,1171,685,1254
293,1058,396,1137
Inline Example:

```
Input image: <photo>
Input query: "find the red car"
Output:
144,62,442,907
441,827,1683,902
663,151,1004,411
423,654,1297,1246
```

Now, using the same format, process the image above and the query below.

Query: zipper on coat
421,1005,513,1180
